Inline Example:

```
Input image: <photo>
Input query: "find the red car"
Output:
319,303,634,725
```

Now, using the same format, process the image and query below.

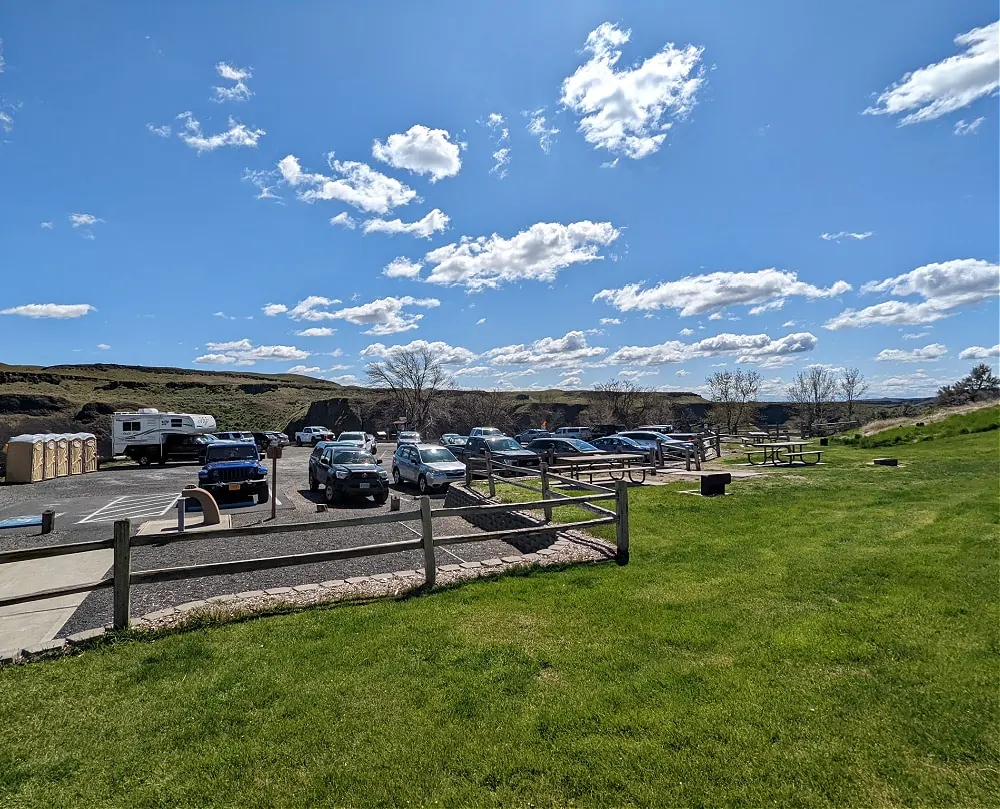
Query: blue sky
1,1,997,398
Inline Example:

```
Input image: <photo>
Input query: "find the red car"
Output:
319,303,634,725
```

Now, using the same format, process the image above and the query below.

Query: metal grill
218,467,251,483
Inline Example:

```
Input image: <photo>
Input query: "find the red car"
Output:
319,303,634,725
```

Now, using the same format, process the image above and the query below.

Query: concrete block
207,594,238,604
176,600,208,611
394,570,417,578
345,576,368,585
460,561,482,569
67,627,106,645
372,573,395,581
521,553,541,562
236,590,265,599
501,555,522,563
874,457,899,467
481,558,503,567
264,587,293,596
440,564,461,572
0,649,23,665
22,638,68,658
320,580,345,588
293,583,320,592
537,548,556,556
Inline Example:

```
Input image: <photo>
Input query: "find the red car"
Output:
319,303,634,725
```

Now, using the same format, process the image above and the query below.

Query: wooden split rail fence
0,480,630,631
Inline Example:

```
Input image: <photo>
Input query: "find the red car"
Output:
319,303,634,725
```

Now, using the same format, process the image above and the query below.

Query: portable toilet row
3,433,97,483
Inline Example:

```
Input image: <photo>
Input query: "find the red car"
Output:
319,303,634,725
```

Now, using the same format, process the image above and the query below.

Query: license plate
359,482,370,489
228,484,241,491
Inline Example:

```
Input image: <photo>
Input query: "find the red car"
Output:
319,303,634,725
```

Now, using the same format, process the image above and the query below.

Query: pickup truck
451,436,540,468
295,426,334,446
197,441,270,503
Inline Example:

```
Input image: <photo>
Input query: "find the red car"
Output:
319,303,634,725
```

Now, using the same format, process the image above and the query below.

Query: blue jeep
197,441,270,503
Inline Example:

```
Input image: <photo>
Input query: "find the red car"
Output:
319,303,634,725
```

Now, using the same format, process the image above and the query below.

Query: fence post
465,464,472,487
485,448,496,497
714,432,721,458
420,495,435,588
614,480,630,565
655,438,664,469
41,509,55,534
113,519,132,631
540,462,552,522
685,446,691,472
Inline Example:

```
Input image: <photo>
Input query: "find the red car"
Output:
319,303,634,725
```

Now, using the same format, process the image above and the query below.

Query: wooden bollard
390,495,400,512
41,509,55,535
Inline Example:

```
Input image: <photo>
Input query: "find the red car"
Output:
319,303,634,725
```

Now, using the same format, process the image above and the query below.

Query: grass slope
0,431,997,806
842,404,999,449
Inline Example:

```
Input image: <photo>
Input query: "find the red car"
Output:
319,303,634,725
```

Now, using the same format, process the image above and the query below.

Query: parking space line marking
157,495,182,516
78,496,125,524
78,493,182,524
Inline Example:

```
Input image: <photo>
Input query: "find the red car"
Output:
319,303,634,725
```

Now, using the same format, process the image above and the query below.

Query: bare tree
938,363,1000,405
366,345,449,434
788,367,838,427
706,368,762,433
592,378,652,426
462,389,515,434
839,368,870,419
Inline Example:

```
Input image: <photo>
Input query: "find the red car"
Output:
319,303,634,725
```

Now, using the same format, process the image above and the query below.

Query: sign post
266,444,283,520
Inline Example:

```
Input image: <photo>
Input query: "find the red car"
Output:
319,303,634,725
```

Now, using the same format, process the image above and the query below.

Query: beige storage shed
68,433,85,475
4,435,46,483
54,434,70,477
83,434,98,472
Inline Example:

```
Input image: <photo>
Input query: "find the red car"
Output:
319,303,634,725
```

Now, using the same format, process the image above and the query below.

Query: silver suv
392,443,466,493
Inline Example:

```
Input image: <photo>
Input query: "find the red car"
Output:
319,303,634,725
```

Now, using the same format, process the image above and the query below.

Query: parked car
440,433,467,447
392,444,466,493
197,441,269,503
337,430,377,454
515,429,551,445
156,433,217,465
637,424,674,434
397,431,421,445
618,430,693,456
453,436,540,468
590,435,650,456
216,430,255,443
469,427,505,438
261,431,290,447
295,426,334,446
252,431,286,451
524,437,605,458
553,426,595,441
311,447,389,505
588,424,627,440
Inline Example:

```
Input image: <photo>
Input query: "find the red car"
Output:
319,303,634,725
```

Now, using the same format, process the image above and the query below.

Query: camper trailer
112,409,217,466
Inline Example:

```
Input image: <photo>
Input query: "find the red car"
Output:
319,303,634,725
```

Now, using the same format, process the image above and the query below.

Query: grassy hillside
0,417,996,806
841,404,999,448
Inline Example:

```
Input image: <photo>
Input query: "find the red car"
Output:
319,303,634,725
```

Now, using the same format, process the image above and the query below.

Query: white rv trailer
112,409,217,465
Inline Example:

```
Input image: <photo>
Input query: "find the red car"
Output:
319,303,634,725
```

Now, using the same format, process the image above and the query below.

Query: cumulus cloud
618,369,659,379
0,303,95,319
560,22,705,159
176,111,264,152
607,331,819,367
595,269,851,317
954,117,985,135
826,258,999,329
875,343,948,362
211,62,253,103
96,344,111,351
864,21,998,125
452,365,493,377
277,153,417,214
361,339,478,366
195,338,309,366
320,296,440,335
679,328,695,336
284,296,345,321
423,220,619,290
362,208,449,238
330,212,356,229
524,107,559,153
959,344,1000,360
382,257,423,279
820,231,873,241
295,327,336,337
262,303,288,316
286,365,322,376
484,331,606,369
371,125,461,182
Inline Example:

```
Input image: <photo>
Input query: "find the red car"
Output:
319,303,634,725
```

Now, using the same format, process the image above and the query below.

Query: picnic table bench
746,442,823,466
550,453,653,484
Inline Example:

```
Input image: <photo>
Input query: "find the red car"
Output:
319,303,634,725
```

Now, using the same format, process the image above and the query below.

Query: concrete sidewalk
0,550,112,650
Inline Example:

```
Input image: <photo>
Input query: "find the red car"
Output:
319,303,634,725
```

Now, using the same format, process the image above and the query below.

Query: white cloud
243,169,282,201
875,344,949,362
362,208,449,238
954,117,985,135
382,257,423,279
284,296,344,321
959,344,1000,360
322,296,440,335
524,107,559,153
748,299,785,316
278,153,417,214
295,327,336,337
618,369,659,380
820,231,873,242
902,331,929,340
600,317,622,326
211,62,253,103
40,221,54,229
453,365,492,377
826,258,999,329
286,365,322,376
68,213,103,240
371,125,461,182
214,311,236,320
607,331,819,367
423,220,619,290
476,318,486,325
146,123,172,137
490,147,511,179
484,331,606,369
262,303,288,316
176,112,264,152
0,303,95,319
864,21,999,125
781,320,796,328
558,376,583,387
679,327,695,336
197,338,310,366
97,343,111,351
361,338,477,366
327,374,358,385
869,370,953,397
595,269,851,316
676,369,690,377
560,22,705,159
330,212,357,230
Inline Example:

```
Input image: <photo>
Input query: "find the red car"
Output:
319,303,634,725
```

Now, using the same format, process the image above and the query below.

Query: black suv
452,436,540,468
311,446,389,506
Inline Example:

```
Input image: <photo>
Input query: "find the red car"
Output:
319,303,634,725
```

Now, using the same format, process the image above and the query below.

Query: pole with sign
266,443,282,520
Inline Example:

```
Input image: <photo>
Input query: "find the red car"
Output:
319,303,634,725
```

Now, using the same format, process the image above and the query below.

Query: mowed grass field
1,414,997,807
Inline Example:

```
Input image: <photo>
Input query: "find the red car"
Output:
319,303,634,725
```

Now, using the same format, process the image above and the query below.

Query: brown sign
266,445,283,460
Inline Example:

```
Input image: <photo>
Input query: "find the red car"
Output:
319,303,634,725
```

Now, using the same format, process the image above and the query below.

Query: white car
397,431,421,445
337,431,376,454
469,427,504,438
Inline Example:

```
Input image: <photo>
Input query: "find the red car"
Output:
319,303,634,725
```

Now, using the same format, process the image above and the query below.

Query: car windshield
339,433,364,441
201,434,217,442
206,445,258,462
332,451,376,465
566,439,599,451
487,438,522,451
420,448,458,463
478,428,502,435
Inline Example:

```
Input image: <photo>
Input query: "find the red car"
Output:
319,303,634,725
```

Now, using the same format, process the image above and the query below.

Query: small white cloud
485,331,606,370
211,62,253,103
176,111,264,153
242,168,283,201
371,125,462,182
0,303,95,319
362,208,449,239
262,303,288,316
327,374,358,385
295,327,336,337
214,311,236,320
490,147,511,179
902,331,929,340
607,331,820,367
954,117,985,135
676,369,690,376
330,212,357,229
600,318,622,326
68,213,103,239
476,317,486,325
277,153,417,214
97,343,111,351
875,343,948,362
196,338,309,366
361,339,478,366
524,107,559,153
40,221,54,229
959,344,1000,360
820,231,873,242
781,320,796,328
382,257,423,279
324,296,440,335
679,328,695,336
286,365,322,376
146,123,172,137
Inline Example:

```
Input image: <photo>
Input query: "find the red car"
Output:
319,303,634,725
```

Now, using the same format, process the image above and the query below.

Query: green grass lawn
1,428,998,807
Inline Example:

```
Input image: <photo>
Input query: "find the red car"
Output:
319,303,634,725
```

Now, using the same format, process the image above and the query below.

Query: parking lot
1,443,544,645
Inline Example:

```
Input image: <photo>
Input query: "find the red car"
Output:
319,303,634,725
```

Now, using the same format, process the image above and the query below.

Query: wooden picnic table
747,441,823,466
550,452,652,484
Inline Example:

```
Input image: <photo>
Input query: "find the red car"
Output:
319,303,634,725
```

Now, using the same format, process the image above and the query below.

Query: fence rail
0,468,630,630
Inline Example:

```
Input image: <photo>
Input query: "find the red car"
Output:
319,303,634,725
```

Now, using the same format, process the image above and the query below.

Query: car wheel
418,475,429,494
296,439,302,447
325,481,339,505
309,473,318,492
374,491,388,505
257,486,270,504
137,453,152,467
392,467,402,486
